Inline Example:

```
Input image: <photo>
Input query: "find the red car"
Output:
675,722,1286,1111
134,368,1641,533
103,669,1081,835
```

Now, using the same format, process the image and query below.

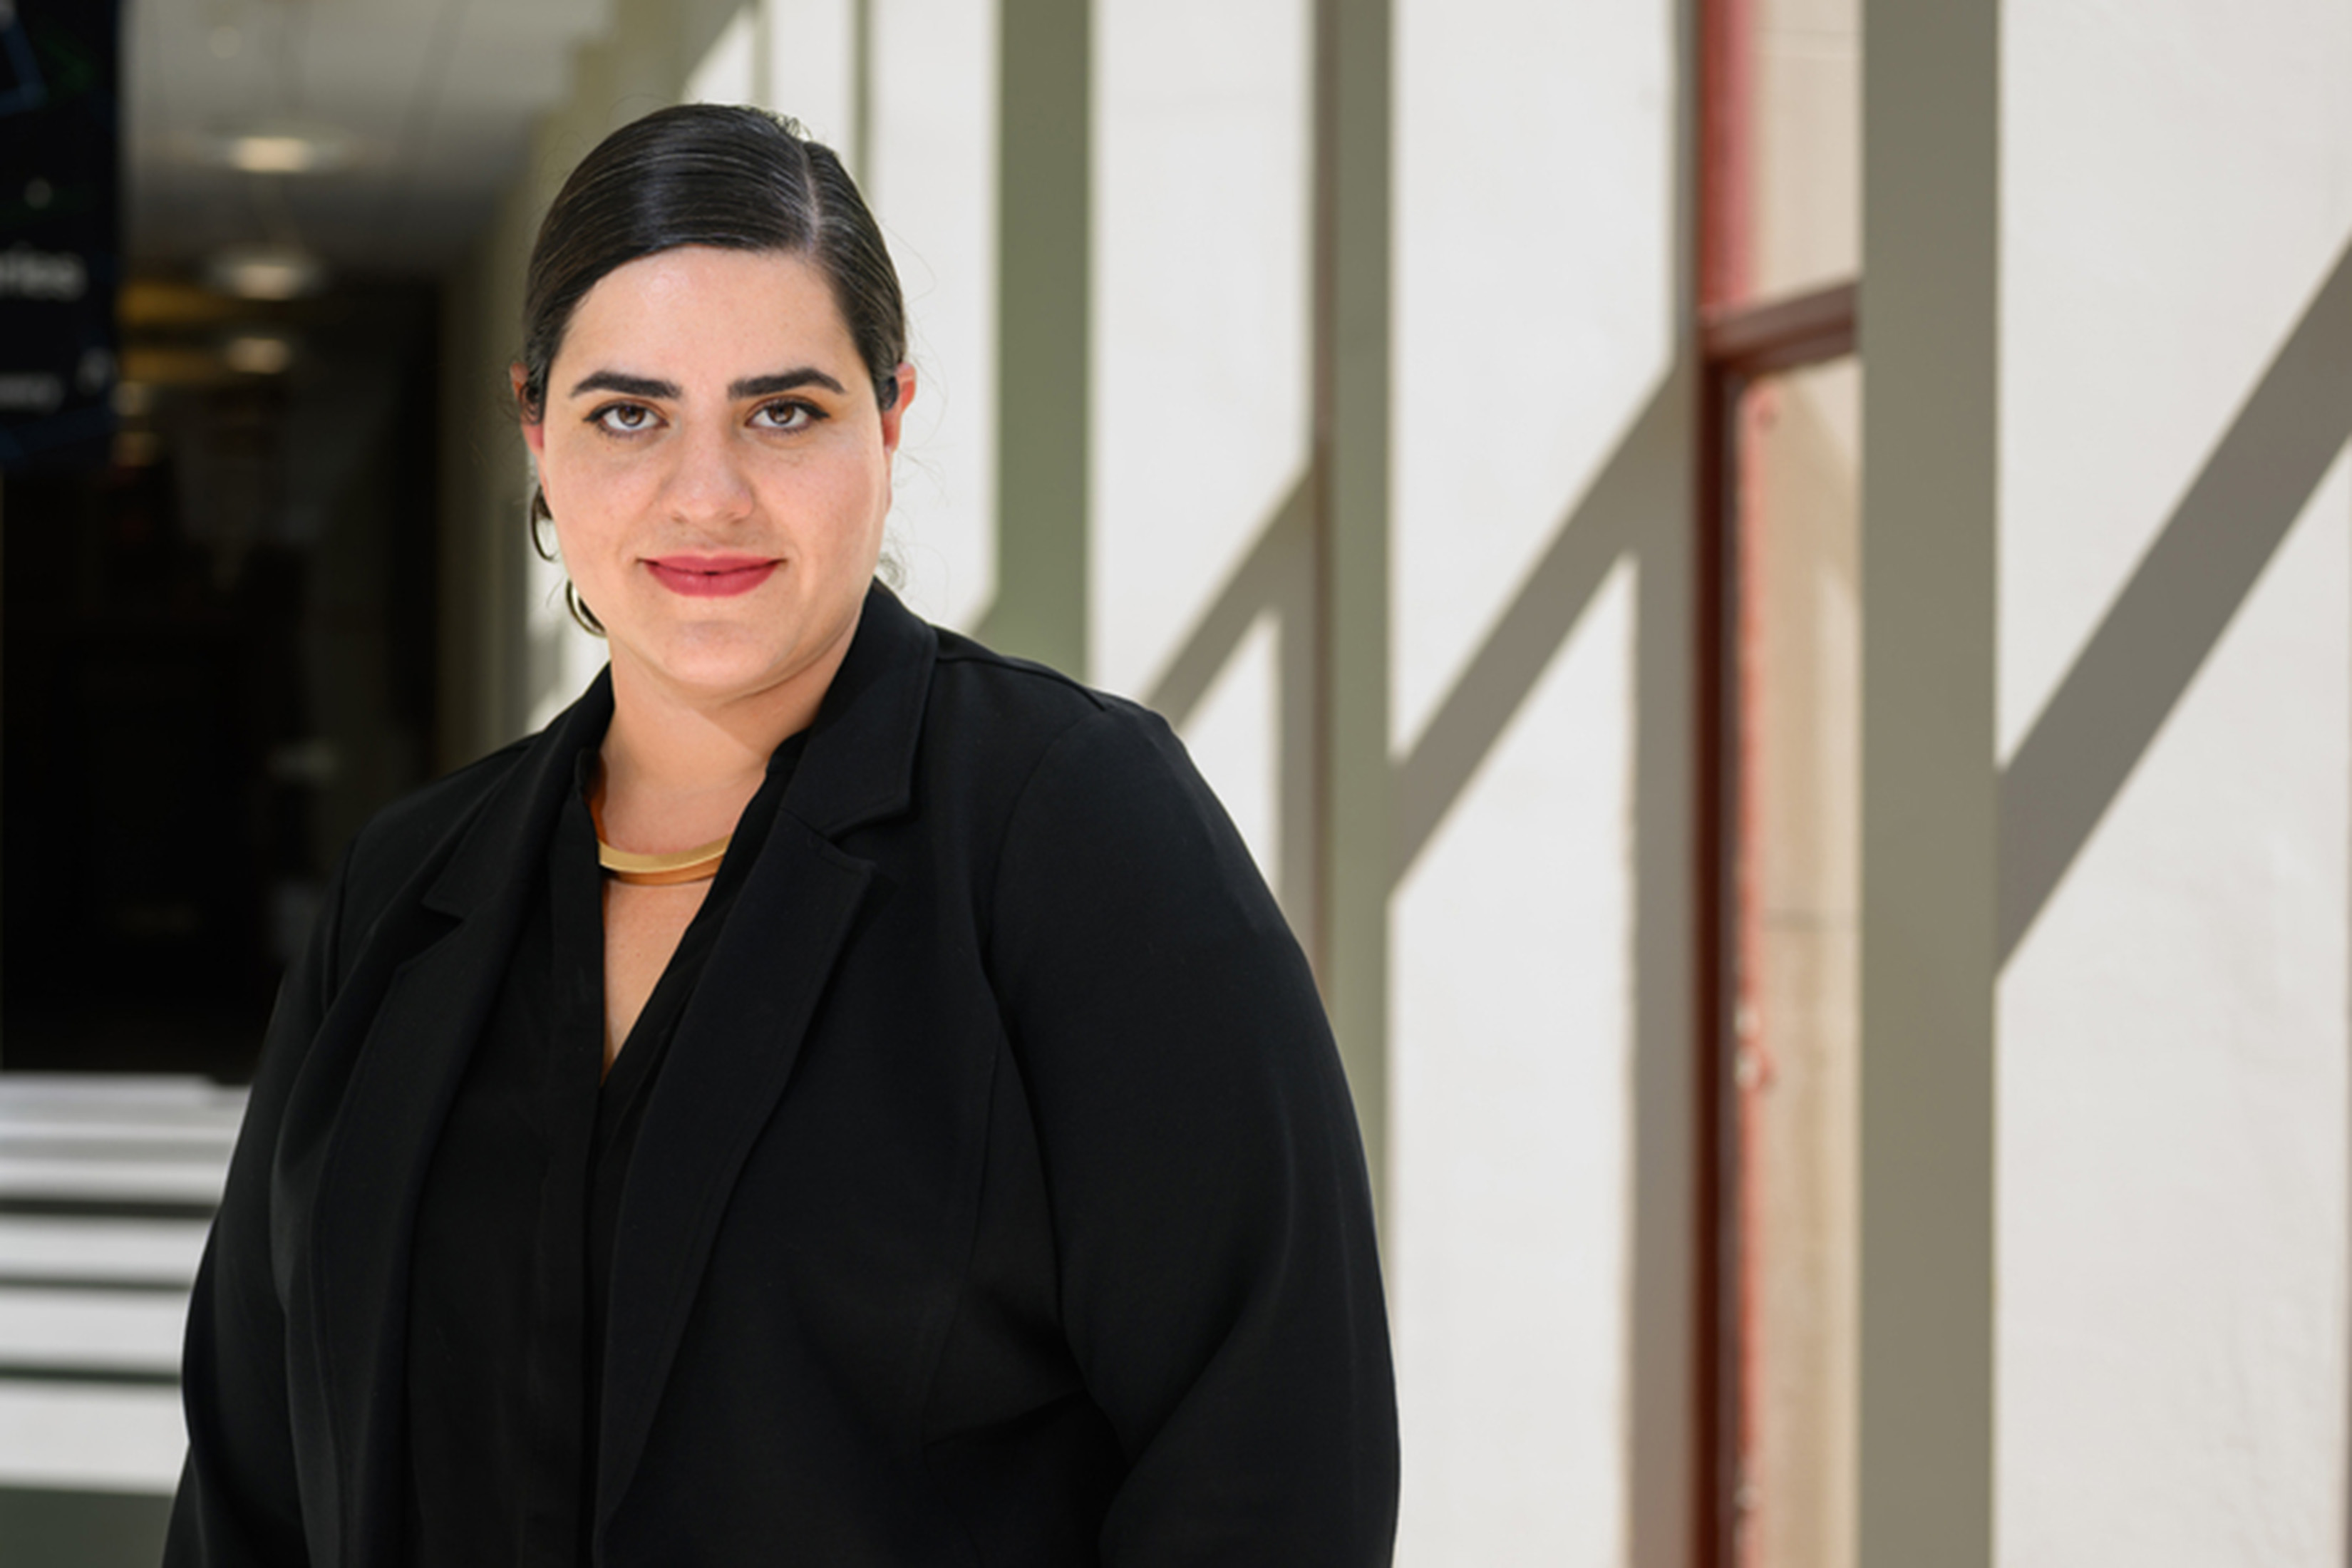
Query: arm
165,851,351,1567
989,706,1398,1566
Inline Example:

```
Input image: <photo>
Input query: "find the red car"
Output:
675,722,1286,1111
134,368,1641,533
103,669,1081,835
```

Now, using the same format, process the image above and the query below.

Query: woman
167,105,1396,1567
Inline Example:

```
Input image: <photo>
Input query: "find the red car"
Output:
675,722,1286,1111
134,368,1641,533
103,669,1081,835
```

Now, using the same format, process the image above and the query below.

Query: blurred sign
0,0,117,470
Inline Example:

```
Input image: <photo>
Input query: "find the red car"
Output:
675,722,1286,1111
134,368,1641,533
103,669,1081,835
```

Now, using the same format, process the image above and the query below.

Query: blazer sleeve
987,704,1399,1566
165,848,351,1567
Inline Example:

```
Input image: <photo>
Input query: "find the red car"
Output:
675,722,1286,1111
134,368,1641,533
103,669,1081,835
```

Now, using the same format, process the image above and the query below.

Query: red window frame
1693,0,1860,1561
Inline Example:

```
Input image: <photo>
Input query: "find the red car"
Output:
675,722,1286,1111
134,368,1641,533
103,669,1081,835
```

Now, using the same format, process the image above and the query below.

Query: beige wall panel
1752,0,1858,299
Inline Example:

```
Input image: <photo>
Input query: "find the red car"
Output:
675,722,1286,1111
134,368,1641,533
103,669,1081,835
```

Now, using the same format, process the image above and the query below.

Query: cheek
542,476,631,575
540,442,648,538
547,520,606,596
542,478,599,544
830,475,892,570
535,434,582,517
765,456,889,545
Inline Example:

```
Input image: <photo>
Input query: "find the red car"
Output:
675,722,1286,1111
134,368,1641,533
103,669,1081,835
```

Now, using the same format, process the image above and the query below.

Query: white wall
765,0,857,153
686,3,758,105
1089,0,1311,894
868,0,999,633
1393,559,1640,1562
1997,1,2352,1560
1388,0,1678,1559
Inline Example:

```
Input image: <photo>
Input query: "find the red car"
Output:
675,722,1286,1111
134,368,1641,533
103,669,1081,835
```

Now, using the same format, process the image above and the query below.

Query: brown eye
751,401,819,432
593,402,656,434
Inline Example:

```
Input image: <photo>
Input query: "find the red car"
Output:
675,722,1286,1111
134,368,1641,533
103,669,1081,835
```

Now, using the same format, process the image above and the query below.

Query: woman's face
521,245,912,713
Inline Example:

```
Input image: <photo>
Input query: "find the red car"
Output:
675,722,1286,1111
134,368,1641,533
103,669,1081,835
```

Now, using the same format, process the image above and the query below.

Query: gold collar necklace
589,798,731,887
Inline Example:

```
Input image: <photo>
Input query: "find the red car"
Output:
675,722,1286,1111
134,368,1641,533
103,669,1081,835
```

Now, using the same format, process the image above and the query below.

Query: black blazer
167,586,1398,1568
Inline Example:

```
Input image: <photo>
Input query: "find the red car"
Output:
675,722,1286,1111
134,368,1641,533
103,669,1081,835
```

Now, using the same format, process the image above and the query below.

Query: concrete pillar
1314,0,1393,1220
1856,0,1998,1562
987,0,1091,676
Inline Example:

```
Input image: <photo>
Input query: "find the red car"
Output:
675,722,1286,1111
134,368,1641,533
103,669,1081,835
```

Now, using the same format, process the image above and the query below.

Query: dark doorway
1,277,440,1081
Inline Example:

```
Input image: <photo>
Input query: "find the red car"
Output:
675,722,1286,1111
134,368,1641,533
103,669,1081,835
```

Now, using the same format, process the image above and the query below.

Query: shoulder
918,630,1264,931
334,734,533,912
928,626,1116,741
351,735,530,864
907,625,1244,929
922,626,1197,813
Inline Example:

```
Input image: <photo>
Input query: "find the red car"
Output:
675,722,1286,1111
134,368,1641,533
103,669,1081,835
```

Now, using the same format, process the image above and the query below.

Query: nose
661,416,755,530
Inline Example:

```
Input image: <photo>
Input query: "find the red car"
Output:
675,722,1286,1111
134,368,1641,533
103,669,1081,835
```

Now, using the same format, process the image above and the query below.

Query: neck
596,636,847,852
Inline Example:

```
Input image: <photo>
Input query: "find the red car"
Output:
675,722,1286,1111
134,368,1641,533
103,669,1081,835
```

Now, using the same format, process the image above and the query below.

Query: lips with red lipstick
643,555,780,597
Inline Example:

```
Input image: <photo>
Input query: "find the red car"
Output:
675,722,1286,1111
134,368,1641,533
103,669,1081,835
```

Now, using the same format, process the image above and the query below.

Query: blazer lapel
302,672,616,1568
594,586,938,1523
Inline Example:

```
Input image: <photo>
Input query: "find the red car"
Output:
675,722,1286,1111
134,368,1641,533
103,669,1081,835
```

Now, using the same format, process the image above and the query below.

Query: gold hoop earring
529,485,606,638
529,483,558,561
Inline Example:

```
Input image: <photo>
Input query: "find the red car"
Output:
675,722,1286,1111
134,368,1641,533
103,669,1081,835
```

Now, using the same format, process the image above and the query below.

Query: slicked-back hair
518,103,907,423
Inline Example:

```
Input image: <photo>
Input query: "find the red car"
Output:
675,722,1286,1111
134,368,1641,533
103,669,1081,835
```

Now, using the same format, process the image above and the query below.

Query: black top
403,730,808,1567
168,587,1396,1568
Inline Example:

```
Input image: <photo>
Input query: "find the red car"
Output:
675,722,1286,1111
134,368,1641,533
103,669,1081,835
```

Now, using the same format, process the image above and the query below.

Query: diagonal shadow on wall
1389,378,1683,884
1055,372,1682,900
1128,368,1696,1562
1998,239,2352,968
1142,475,1318,928
1143,476,1313,728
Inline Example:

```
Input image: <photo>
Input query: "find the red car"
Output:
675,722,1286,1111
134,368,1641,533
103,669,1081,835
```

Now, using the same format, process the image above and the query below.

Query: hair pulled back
520,103,907,422
520,104,907,632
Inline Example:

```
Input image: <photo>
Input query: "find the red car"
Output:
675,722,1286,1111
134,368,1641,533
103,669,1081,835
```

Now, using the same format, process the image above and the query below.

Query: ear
877,362,916,460
511,363,545,458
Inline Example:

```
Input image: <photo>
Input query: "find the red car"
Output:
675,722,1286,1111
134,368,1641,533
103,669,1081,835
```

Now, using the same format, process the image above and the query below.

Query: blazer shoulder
924,626,1190,793
339,736,532,907
925,630,1225,855
929,627,1117,748
932,627,1105,711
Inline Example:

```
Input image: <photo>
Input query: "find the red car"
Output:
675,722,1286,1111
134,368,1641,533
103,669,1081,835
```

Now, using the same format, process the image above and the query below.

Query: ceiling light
224,335,294,376
227,133,338,175
205,244,326,301
181,121,363,177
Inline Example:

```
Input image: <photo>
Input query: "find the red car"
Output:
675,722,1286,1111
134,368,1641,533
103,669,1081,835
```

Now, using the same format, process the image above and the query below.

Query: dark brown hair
520,105,908,631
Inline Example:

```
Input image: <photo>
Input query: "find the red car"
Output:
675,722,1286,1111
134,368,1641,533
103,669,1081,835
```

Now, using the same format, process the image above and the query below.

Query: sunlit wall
1387,0,1681,1560
1996,1,2352,1559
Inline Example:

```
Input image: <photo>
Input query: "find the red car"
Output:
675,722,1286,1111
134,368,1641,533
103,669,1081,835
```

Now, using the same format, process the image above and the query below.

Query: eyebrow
565,367,848,400
728,368,847,399
569,370,678,400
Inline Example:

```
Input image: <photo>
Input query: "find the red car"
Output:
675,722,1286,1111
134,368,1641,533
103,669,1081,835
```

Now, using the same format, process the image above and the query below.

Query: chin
652,642,801,698
633,614,845,700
